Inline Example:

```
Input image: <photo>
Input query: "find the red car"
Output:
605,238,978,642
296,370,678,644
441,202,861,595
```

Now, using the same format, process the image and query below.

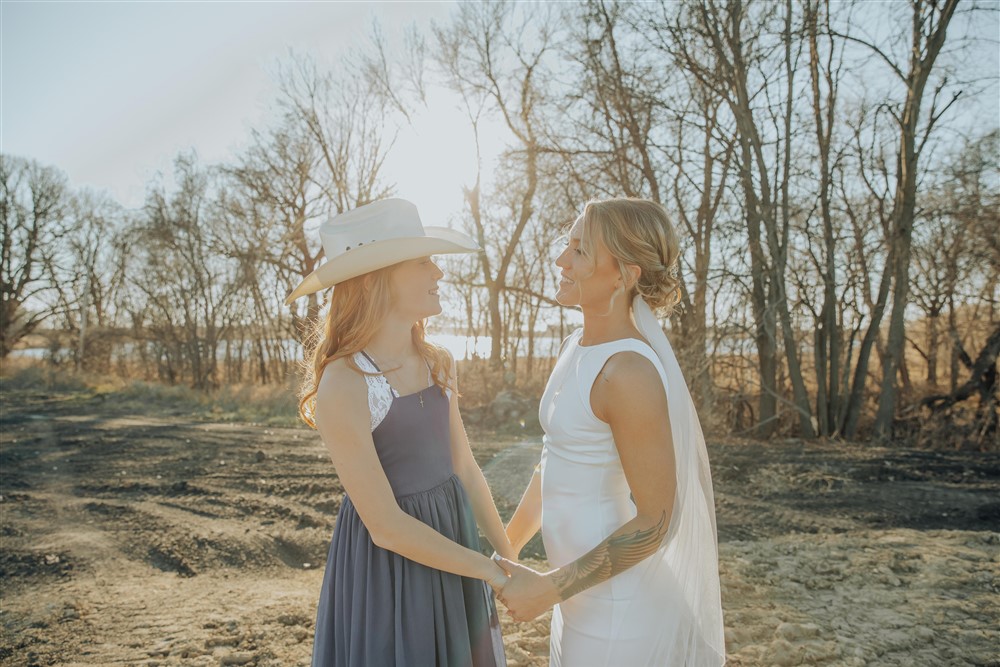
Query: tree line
2,0,997,444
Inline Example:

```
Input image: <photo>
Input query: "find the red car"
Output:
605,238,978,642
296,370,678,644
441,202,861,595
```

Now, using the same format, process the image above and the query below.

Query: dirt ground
1,389,997,667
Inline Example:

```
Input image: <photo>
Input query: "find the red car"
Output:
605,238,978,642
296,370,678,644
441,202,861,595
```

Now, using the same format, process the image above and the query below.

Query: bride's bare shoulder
592,351,667,421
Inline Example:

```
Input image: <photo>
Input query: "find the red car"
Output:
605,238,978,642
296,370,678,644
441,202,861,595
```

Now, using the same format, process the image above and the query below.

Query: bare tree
546,1,739,408
948,129,1000,390
910,204,966,386
565,1,667,201
802,0,850,435
665,0,816,436
0,155,69,359
132,154,242,390
842,0,961,437
435,1,557,370
220,116,327,380
274,53,396,326
52,190,130,372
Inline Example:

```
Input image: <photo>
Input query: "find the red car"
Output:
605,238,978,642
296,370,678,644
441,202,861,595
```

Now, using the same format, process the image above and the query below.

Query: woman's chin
421,305,443,319
555,289,579,307
403,302,443,321
426,299,444,318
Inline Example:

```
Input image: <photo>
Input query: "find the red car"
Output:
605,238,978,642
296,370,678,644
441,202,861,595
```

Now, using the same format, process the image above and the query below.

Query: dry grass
5,330,994,449
0,359,302,427
454,357,555,408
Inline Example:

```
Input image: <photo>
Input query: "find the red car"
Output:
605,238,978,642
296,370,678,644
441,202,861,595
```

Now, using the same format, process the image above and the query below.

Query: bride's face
554,217,621,309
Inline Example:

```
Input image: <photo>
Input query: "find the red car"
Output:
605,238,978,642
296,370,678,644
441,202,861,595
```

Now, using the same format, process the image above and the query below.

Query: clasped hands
487,553,561,622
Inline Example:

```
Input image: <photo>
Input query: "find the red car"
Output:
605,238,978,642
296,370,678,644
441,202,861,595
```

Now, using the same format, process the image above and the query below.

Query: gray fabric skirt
311,474,506,667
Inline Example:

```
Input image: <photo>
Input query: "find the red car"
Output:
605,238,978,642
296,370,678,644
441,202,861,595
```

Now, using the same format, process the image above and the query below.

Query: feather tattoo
550,511,668,600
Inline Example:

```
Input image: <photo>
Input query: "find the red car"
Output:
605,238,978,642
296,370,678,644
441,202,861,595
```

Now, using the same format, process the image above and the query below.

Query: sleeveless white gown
539,328,724,666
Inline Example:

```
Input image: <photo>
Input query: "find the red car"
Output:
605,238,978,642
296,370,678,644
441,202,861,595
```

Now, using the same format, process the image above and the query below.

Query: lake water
9,334,566,362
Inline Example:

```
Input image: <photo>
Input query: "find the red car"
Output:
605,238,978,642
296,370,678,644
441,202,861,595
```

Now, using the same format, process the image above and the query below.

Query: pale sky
1,0,494,226
4,1,997,229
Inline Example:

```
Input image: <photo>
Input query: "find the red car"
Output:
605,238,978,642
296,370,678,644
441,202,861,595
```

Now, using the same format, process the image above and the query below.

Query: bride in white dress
495,198,725,666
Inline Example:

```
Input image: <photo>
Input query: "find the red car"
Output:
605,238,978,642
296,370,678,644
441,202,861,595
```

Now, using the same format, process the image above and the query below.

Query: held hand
502,530,523,560
499,545,520,561
493,557,560,622
486,561,509,595
492,547,519,563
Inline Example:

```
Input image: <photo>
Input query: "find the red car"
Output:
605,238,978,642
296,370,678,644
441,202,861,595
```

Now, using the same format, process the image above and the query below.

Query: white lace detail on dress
354,352,396,431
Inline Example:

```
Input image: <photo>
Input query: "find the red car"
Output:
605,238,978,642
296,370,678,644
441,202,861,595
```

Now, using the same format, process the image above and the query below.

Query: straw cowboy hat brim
284,226,478,304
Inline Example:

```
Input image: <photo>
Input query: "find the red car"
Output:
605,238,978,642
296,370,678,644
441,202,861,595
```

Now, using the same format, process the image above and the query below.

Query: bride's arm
496,351,676,619
505,466,542,556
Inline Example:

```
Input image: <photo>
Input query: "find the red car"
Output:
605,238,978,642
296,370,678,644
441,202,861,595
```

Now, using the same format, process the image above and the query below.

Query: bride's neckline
576,332,649,349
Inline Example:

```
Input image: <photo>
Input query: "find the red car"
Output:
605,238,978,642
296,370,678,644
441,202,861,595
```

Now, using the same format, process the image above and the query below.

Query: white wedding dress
538,299,725,666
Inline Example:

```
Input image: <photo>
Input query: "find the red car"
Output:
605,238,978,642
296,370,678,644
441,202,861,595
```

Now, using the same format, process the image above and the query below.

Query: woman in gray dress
286,199,512,666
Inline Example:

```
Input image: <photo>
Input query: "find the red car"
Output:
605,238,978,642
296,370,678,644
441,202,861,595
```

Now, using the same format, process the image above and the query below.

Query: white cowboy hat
285,198,480,304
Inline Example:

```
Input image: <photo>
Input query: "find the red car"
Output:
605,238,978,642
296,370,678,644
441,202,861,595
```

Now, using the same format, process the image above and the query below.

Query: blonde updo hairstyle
578,198,682,315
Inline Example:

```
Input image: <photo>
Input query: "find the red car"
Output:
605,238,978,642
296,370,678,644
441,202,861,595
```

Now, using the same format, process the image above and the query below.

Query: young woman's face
388,256,446,320
554,217,621,309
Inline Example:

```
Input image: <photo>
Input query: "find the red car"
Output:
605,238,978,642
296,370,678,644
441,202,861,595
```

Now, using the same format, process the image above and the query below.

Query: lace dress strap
354,351,396,431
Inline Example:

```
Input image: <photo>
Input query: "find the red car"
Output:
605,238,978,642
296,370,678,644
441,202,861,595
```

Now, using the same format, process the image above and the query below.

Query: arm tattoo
550,511,668,600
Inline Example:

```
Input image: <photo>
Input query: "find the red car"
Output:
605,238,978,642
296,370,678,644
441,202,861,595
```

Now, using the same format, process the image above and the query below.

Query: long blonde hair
297,264,454,429
578,198,682,316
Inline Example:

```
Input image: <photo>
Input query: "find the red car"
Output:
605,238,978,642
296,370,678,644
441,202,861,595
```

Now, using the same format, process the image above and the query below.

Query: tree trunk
927,310,940,385
873,0,959,438
807,0,841,436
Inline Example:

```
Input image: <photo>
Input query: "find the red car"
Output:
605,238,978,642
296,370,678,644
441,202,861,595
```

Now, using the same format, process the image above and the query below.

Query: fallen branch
922,324,1000,411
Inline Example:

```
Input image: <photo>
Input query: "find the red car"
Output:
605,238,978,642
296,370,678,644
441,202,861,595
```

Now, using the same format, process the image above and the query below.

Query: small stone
775,622,820,641
205,636,240,649
276,613,308,627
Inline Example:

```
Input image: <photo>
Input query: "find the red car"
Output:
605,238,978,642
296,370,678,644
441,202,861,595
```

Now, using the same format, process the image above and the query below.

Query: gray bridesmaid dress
311,352,506,667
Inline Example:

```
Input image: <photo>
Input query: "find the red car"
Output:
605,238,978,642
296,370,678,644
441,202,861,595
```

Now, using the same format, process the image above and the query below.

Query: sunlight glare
387,90,480,227
386,87,513,227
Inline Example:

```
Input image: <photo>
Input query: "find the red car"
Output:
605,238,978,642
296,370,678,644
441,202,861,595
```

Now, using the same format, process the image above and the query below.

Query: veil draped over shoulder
622,294,726,666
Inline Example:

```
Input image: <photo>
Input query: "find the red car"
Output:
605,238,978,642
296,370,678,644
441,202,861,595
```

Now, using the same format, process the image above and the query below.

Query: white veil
624,293,726,666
